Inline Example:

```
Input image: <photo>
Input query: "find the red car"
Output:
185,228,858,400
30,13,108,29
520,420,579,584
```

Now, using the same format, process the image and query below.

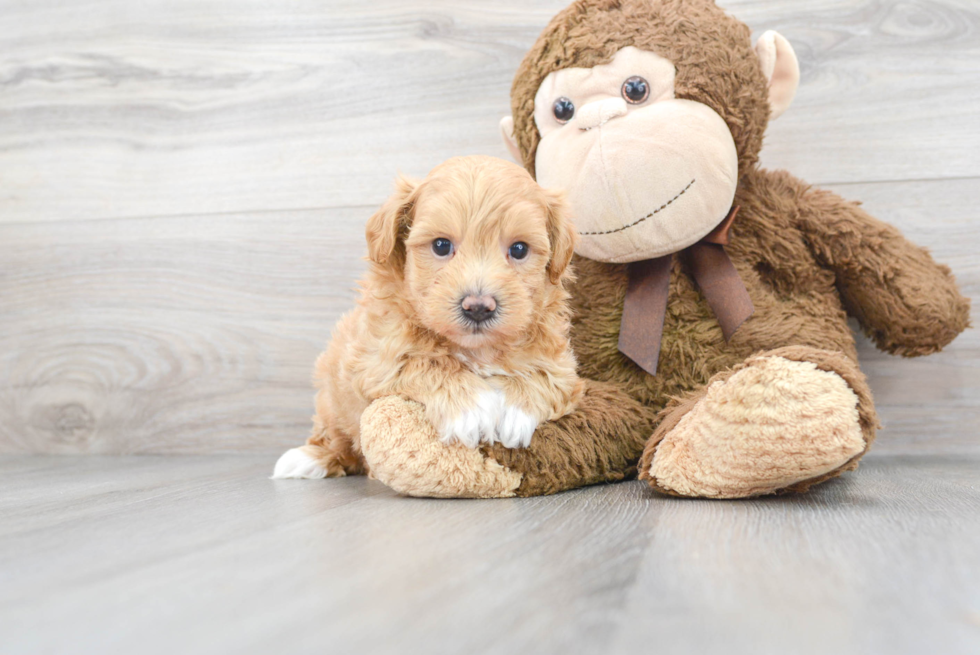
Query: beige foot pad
359,396,522,499
648,356,865,498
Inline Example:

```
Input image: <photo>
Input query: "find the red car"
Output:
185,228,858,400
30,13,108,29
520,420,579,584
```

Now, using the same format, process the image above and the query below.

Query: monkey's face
531,47,739,264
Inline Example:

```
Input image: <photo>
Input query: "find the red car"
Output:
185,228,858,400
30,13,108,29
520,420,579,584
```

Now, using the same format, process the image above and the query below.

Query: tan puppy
273,156,583,479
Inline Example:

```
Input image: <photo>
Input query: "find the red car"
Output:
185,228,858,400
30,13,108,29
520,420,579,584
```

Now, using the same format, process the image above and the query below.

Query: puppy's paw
271,447,328,479
495,405,538,449
439,390,503,448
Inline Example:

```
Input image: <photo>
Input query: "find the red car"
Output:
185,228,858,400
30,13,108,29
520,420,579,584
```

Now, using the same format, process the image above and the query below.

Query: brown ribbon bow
617,206,754,376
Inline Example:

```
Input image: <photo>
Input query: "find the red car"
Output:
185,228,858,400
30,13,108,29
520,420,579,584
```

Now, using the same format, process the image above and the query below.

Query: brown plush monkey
355,0,970,498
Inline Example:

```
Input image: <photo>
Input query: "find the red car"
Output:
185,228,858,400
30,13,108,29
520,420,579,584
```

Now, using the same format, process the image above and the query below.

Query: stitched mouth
578,179,696,236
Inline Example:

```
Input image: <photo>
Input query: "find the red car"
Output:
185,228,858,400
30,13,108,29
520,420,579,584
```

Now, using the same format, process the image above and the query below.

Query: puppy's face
365,156,576,350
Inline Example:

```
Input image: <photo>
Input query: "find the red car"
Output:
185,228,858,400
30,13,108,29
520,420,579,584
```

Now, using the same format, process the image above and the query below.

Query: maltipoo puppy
273,155,583,479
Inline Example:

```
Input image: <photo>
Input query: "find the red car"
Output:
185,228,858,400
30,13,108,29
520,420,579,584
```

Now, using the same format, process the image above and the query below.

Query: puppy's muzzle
461,294,498,325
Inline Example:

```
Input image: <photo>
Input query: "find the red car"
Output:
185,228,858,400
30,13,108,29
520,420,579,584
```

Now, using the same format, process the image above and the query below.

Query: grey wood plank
1,178,977,454
608,455,980,655
743,0,980,184
1,454,979,654
1,0,978,224
0,206,370,454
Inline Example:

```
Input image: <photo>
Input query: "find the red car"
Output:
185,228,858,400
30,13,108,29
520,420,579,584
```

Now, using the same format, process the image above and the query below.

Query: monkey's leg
359,381,657,498
639,346,878,499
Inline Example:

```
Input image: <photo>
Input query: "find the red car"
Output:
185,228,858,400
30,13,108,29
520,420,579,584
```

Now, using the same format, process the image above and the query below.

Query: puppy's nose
461,294,497,324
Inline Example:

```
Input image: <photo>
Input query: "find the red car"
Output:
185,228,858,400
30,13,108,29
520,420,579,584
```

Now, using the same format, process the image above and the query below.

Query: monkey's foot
639,347,877,499
360,396,523,499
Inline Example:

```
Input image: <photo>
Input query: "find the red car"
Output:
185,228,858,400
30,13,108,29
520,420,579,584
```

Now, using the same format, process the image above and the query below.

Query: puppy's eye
508,242,529,260
622,76,649,104
552,97,575,124
432,238,454,258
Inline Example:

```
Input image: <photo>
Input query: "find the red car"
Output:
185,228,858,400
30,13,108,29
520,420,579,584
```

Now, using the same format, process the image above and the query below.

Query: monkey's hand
797,186,970,356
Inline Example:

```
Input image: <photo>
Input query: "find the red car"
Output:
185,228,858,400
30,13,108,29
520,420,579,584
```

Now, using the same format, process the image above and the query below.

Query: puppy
273,155,583,479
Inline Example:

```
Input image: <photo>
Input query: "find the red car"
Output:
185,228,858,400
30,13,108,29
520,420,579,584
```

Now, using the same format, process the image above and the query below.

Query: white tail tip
271,447,328,479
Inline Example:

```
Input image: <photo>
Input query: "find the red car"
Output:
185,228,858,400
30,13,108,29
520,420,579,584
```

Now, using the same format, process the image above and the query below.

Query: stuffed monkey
354,0,970,498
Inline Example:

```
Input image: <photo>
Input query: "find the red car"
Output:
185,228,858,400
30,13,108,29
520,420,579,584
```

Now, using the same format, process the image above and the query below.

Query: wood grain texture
1,0,978,454
0,207,370,453
1,0,978,223
2,179,976,454
2,455,979,654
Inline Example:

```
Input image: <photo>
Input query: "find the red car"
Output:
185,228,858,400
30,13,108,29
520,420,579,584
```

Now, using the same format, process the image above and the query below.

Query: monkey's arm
359,379,659,498
796,186,970,356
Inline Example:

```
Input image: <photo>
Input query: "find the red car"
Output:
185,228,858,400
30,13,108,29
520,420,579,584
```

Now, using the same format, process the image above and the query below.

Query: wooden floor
3,454,980,655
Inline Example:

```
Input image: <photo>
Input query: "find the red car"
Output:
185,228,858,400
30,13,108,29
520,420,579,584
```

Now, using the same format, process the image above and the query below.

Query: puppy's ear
365,175,419,270
543,188,578,285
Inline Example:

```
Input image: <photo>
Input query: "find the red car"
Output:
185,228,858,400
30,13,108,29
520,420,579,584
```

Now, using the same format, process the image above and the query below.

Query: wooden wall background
1,0,977,455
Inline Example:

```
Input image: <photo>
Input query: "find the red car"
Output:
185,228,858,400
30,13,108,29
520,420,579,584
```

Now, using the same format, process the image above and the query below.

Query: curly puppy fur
475,0,969,497
286,156,584,477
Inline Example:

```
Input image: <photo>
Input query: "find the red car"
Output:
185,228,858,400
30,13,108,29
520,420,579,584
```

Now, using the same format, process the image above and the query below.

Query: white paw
271,447,327,479
495,405,538,449
439,390,504,448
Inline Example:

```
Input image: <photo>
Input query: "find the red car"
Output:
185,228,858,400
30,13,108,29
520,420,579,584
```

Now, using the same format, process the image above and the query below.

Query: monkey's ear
754,30,800,121
365,175,418,269
499,116,523,164
542,188,578,285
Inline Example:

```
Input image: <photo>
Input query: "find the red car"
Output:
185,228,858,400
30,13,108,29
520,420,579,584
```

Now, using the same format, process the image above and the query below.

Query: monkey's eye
508,242,529,260
622,76,650,104
432,238,454,258
552,97,575,124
